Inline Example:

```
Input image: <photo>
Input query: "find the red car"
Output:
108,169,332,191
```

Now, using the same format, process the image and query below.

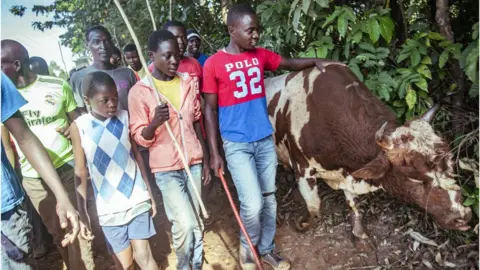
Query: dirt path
36,169,479,269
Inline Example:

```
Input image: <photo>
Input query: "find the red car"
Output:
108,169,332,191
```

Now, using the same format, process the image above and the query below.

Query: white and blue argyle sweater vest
75,110,149,218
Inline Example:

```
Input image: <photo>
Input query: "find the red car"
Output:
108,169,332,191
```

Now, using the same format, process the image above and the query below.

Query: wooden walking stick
218,169,264,270
113,0,209,219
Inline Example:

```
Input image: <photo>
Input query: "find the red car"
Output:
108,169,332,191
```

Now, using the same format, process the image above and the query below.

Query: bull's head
352,105,472,231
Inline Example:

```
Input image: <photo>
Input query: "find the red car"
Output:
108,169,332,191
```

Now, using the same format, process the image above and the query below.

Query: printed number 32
230,67,262,98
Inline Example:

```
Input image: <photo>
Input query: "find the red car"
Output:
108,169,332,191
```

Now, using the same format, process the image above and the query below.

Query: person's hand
56,125,72,139
314,59,346,73
152,104,170,128
202,158,212,185
78,214,94,241
79,220,94,241
209,152,224,177
56,199,80,247
150,198,158,218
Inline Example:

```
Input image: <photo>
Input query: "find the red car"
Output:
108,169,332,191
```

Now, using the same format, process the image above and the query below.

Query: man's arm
1,125,16,167
140,104,169,141
70,122,94,240
70,122,88,221
203,93,224,176
193,59,203,92
67,110,81,123
4,111,80,246
75,107,88,115
128,85,168,146
130,139,157,217
55,111,80,139
278,57,346,73
194,121,211,185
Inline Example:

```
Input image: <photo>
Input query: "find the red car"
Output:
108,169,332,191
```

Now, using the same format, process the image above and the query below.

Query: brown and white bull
264,65,472,238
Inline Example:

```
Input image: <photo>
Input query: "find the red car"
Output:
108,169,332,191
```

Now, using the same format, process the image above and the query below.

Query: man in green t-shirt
1,39,94,269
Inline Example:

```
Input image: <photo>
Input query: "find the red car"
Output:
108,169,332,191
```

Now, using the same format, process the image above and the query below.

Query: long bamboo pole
113,0,209,219
145,0,157,31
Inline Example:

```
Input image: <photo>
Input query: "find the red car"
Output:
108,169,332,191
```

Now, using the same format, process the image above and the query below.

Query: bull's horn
375,122,388,141
419,104,441,123
375,121,391,150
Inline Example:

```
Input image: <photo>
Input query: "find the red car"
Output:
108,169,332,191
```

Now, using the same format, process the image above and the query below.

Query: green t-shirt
15,75,77,178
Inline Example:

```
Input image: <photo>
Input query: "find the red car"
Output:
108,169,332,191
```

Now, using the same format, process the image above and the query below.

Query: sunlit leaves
377,16,394,43
366,18,380,43
438,51,449,68
337,13,347,38
406,87,417,110
314,0,328,8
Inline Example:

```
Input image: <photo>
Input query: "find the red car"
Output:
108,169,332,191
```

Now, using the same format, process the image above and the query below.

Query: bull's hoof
352,227,369,239
295,215,313,232
351,214,369,239
353,237,376,253
351,221,375,252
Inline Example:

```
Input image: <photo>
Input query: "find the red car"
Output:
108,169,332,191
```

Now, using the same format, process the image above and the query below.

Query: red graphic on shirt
202,48,282,107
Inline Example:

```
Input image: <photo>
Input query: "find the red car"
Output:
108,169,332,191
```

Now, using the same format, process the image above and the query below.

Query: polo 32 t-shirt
202,48,282,142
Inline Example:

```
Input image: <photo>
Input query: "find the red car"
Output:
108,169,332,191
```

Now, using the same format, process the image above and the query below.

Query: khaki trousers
22,161,95,270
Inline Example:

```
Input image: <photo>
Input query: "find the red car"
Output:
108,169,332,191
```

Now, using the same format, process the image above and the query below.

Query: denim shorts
101,211,156,254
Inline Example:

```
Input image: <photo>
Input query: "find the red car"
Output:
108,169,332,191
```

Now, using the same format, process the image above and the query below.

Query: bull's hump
265,73,288,101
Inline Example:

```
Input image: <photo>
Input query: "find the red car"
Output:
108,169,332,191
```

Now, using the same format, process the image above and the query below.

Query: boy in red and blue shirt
202,4,345,270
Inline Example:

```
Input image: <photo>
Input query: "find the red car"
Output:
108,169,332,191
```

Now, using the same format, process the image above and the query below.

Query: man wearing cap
186,29,209,67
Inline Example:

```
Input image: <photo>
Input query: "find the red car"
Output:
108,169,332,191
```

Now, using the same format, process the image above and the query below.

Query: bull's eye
402,159,407,166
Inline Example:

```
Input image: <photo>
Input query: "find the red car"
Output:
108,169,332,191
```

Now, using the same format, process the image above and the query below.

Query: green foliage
460,22,479,98
463,186,479,217
48,61,68,80
11,0,228,57
268,1,477,122
299,36,334,58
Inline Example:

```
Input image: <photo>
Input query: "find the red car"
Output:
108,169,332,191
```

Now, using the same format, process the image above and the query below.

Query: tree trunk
435,0,454,40
435,0,465,138
220,0,232,24
169,0,173,20
391,0,408,45
426,0,437,26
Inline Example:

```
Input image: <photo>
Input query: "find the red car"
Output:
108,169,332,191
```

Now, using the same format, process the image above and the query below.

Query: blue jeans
222,135,278,255
154,164,204,270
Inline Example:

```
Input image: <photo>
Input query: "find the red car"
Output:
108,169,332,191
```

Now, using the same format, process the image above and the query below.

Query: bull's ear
351,153,390,180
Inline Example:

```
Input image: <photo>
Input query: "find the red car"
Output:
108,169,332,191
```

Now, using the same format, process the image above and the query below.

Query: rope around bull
113,0,209,219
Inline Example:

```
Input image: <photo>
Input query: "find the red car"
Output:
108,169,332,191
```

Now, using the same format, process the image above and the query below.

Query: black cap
186,29,201,40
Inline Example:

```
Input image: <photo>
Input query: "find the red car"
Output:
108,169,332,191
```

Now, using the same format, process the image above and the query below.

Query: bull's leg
296,176,321,231
344,190,368,239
